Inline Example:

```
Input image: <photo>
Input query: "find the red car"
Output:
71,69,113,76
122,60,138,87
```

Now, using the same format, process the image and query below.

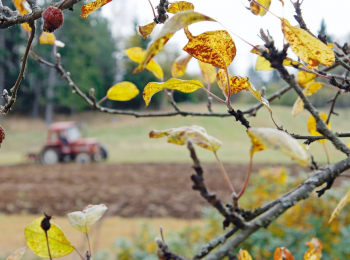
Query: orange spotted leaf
134,11,215,74
250,0,271,16
171,54,192,78
39,32,56,45
167,1,194,14
274,247,294,260
307,112,330,144
281,18,335,67
149,125,222,152
139,22,156,39
81,0,112,18
183,30,236,69
143,78,203,106
304,238,322,260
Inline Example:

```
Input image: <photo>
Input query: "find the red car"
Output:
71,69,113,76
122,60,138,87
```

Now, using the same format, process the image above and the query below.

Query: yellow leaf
283,58,303,68
24,217,74,258
256,55,274,71
68,204,108,233
167,1,194,14
329,190,350,223
292,82,323,116
39,32,56,45
139,22,156,39
198,61,216,84
6,247,26,260
107,82,139,101
328,43,334,48
183,30,236,69
304,238,322,260
11,0,31,31
125,47,164,79
81,0,112,18
274,248,294,260
171,54,192,78
134,11,215,74
143,78,203,106
216,69,250,95
307,112,330,144
279,0,284,6
149,125,222,152
281,18,335,67
247,127,308,166
250,0,271,16
238,248,253,260
297,70,316,88
247,84,273,118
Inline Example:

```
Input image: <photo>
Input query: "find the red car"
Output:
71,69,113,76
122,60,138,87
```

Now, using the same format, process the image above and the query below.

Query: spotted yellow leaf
134,11,215,75
292,82,323,116
171,54,192,78
139,22,156,39
107,82,139,101
68,204,108,233
81,0,112,18
183,30,236,69
297,70,316,88
39,32,56,45
282,18,335,67
199,61,216,84
237,248,252,260
304,238,322,260
6,247,26,260
307,112,330,144
125,47,164,79
274,247,294,260
216,69,250,96
329,190,350,223
143,78,203,106
167,1,194,14
149,125,221,152
24,217,74,258
250,0,271,16
247,127,308,166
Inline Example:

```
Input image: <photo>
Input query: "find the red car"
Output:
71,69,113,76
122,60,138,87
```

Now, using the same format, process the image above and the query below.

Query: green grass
0,103,349,165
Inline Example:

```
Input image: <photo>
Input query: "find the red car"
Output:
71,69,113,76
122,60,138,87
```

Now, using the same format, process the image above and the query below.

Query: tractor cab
40,121,107,165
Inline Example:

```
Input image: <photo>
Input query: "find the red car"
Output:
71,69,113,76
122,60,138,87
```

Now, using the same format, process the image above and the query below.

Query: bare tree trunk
0,30,5,107
45,66,56,126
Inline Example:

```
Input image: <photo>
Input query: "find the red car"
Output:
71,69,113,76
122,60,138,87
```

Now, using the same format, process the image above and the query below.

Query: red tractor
39,121,107,165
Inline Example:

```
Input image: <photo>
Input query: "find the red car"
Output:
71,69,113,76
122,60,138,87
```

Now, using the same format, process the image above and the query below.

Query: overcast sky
102,0,350,76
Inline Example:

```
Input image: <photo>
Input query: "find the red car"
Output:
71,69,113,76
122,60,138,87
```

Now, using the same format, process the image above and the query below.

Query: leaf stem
74,247,85,260
147,0,156,18
97,96,108,105
322,143,330,164
214,151,236,195
225,66,231,105
86,233,92,257
201,87,225,104
45,231,53,260
236,155,253,200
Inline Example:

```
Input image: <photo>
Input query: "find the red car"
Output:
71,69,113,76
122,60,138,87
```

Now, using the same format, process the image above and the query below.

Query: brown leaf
81,0,112,18
139,22,156,39
183,30,236,69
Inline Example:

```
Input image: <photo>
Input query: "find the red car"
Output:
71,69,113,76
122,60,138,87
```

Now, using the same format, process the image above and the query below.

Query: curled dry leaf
125,47,164,79
171,54,192,78
107,82,139,101
149,125,222,152
329,190,350,223
167,1,194,14
237,248,253,260
274,247,294,260
81,0,112,18
292,82,323,116
39,32,56,45
143,78,203,106
282,18,335,67
304,238,322,260
250,0,271,16
68,204,108,233
247,127,308,166
24,217,74,258
139,22,156,39
6,247,26,260
198,61,216,84
11,0,31,31
297,70,316,88
307,112,330,144
183,30,236,69
134,11,215,75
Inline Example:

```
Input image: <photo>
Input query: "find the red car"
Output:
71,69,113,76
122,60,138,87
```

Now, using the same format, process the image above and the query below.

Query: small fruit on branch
42,6,64,33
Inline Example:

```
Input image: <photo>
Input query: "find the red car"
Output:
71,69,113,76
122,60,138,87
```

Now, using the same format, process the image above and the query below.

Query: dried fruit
42,6,64,33
0,125,5,148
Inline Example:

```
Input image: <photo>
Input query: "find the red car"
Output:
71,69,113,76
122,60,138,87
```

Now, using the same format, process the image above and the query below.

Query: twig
290,132,350,145
147,0,156,18
326,91,340,124
292,0,316,37
156,238,188,260
0,22,35,114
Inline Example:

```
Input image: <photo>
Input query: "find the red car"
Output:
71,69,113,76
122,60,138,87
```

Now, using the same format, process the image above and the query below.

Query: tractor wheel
93,145,108,162
75,153,91,163
41,148,60,165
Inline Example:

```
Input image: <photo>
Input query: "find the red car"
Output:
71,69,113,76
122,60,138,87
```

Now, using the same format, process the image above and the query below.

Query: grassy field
0,103,349,165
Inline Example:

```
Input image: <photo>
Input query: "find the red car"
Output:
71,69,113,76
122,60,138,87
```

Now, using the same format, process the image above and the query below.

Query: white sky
103,0,350,76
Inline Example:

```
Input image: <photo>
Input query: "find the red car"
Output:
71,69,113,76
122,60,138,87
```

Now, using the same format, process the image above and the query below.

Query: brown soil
0,163,307,218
